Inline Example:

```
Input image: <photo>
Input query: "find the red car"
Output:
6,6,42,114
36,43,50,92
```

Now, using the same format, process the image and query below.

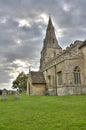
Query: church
27,16,86,96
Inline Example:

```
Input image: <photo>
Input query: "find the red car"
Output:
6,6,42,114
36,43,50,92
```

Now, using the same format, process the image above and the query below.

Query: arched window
74,66,81,84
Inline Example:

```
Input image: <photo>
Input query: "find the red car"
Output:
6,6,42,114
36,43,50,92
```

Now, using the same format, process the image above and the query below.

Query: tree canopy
12,71,28,92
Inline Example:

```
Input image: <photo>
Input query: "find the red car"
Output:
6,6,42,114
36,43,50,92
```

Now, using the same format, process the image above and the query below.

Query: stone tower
40,16,62,70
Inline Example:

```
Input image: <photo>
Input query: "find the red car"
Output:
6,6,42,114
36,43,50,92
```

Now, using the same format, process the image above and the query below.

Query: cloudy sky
0,0,86,89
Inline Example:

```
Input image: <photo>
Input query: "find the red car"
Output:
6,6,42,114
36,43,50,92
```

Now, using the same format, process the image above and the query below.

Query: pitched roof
79,40,86,49
30,71,46,84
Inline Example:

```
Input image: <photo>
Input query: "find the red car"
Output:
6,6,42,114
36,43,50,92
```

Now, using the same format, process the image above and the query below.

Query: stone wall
27,73,46,96
41,40,86,96
31,84,46,95
57,85,86,96
80,46,86,84
41,40,83,72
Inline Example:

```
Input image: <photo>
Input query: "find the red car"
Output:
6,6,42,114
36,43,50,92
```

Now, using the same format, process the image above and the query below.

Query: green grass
0,94,86,130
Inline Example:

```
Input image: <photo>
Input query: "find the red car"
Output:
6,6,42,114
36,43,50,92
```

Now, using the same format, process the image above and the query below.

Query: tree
12,71,28,92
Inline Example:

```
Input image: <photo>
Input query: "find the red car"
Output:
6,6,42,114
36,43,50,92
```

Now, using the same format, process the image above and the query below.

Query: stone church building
27,16,86,96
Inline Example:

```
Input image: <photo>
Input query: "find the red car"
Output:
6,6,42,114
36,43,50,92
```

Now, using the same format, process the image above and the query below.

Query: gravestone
14,91,19,99
2,88,8,100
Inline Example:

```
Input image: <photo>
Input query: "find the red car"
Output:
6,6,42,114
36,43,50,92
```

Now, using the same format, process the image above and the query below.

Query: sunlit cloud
15,39,22,45
40,13,48,23
63,3,72,12
13,59,29,68
18,19,31,27
57,29,64,38
0,18,7,24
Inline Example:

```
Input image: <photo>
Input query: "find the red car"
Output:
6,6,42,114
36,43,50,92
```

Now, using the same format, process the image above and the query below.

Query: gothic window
57,71,62,85
74,66,81,84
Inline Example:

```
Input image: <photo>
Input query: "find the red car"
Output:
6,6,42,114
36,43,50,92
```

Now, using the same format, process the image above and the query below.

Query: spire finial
47,15,53,30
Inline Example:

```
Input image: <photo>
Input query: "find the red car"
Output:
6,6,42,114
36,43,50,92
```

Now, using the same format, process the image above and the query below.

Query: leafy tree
12,71,28,92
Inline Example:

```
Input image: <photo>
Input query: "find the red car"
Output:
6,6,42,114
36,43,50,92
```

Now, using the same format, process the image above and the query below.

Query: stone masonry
40,17,86,96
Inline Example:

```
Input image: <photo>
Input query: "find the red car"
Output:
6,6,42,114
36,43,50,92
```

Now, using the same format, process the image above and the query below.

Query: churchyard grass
0,94,86,130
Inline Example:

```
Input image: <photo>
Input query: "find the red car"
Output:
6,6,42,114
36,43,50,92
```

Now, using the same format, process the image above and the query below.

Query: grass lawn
0,94,86,130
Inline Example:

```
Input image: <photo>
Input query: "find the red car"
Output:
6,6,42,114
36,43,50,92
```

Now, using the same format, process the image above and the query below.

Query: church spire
40,16,62,70
47,16,53,30
44,16,61,49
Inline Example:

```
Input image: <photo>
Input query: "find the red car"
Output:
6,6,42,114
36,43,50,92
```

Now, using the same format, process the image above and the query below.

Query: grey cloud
0,0,85,89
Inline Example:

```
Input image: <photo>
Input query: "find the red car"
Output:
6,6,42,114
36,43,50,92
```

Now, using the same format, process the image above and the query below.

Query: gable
30,71,46,84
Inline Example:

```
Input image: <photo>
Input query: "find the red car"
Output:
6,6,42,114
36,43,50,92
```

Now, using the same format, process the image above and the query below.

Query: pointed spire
40,16,62,70
44,16,62,49
47,16,53,30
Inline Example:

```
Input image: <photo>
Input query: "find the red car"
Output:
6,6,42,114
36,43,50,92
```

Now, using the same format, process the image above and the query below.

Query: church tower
40,16,62,70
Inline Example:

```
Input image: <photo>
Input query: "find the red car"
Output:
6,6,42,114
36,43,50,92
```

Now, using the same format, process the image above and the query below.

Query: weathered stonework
27,71,46,95
27,16,86,96
40,17,86,96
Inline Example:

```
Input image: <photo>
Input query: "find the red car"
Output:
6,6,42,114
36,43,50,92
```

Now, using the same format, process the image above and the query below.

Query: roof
30,71,46,84
79,40,86,49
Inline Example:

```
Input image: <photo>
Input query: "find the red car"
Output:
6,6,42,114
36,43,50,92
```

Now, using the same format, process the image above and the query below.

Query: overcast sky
0,0,86,89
